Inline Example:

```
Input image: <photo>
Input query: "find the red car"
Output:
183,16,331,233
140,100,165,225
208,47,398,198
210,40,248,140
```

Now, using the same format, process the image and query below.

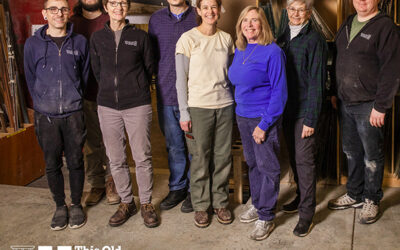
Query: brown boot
194,211,209,228
109,201,137,227
214,208,233,224
105,176,121,205
85,187,105,206
141,203,160,228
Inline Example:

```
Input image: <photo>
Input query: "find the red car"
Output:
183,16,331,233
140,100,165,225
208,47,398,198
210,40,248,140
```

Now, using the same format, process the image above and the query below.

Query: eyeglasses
287,7,309,14
45,7,70,15
108,1,129,8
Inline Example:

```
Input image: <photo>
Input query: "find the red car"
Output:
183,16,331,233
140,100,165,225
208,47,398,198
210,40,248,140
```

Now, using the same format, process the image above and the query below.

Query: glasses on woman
287,7,308,15
45,7,70,15
108,1,129,8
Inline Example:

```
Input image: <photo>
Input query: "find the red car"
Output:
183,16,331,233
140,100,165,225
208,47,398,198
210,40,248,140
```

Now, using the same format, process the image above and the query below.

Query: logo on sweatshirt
125,40,137,46
66,49,79,56
360,33,372,40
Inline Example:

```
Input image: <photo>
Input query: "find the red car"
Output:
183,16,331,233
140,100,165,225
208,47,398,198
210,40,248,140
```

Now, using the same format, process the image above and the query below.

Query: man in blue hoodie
24,0,90,231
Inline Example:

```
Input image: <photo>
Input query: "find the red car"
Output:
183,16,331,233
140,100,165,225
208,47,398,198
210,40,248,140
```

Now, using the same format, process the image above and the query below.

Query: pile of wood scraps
0,0,28,134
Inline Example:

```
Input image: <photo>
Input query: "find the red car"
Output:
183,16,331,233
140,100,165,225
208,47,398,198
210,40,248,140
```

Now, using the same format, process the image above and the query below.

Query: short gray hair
287,0,314,9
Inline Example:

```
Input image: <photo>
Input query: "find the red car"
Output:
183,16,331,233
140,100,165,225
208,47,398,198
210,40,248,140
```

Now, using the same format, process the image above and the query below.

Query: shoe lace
142,203,154,212
362,199,377,215
119,203,130,214
338,193,355,204
255,220,267,229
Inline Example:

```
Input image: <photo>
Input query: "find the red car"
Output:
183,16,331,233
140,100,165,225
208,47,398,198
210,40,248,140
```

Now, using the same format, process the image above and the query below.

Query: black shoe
69,204,86,229
181,192,194,213
50,205,68,231
293,219,313,237
282,196,300,214
160,189,187,210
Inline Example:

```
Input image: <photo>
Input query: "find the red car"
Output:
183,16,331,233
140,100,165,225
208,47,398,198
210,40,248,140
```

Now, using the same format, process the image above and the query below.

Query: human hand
369,108,385,127
301,125,314,138
180,121,192,132
252,126,266,144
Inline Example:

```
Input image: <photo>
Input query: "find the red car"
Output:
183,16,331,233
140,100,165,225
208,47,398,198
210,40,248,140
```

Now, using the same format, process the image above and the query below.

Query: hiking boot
293,219,313,237
214,208,233,224
328,193,364,210
249,220,275,241
85,187,105,206
106,176,121,205
194,211,209,228
141,203,160,228
359,199,380,224
181,192,194,213
50,205,68,231
109,201,137,227
160,189,187,210
282,196,300,214
239,204,258,223
69,204,86,229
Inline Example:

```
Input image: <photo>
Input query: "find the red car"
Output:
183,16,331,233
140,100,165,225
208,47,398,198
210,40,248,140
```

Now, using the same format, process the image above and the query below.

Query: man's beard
81,0,102,12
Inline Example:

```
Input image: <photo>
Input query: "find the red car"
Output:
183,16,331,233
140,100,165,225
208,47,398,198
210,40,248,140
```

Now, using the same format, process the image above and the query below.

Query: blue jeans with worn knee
157,104,189,191
339,101,384,203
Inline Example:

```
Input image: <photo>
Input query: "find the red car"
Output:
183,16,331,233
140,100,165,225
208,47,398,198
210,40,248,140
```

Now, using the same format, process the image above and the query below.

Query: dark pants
34,111,86,207
339,101,384,203
236,115,281,221
157,104,189,191
283,117,316,222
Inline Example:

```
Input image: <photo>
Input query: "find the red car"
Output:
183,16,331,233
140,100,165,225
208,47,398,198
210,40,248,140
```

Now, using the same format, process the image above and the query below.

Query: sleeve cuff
257,120,269,131
373,104,387,114
179,110,191,122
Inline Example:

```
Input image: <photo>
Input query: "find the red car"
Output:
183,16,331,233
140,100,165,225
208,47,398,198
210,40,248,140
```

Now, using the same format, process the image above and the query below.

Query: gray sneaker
240,204,258,223
249,220,275,241
359,199,380,224
328,193,363,210
50,205,68,231
69,204,86,229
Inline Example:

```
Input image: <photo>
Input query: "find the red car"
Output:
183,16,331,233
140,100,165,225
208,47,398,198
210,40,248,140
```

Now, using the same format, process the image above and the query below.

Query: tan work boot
106,176,121,205
141,203,160,228
85,187,105,206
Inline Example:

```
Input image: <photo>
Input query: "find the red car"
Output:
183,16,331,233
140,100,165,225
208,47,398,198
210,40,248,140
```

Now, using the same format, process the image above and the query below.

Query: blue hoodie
24,23,90,118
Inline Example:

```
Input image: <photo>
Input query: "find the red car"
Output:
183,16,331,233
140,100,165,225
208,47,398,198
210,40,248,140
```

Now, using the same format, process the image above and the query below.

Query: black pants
283,117,316,222
34,111,86,206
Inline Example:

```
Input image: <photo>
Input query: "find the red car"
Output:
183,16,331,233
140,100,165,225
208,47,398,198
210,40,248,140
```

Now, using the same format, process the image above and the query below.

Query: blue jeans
157,105,189,191
236,115,281,221
339,101,384,203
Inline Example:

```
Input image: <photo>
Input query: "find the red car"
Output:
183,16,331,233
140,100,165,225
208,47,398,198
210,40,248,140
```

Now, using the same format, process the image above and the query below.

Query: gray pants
98,104,153,204
83,100,110,188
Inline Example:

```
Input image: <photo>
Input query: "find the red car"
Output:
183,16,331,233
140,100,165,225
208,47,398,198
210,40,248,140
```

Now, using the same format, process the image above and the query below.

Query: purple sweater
148,3,197,106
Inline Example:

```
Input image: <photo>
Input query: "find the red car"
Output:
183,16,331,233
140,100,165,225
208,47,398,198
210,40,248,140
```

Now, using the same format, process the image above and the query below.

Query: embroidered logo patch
66,49,79,55
360,33,372,40
125,40,138,46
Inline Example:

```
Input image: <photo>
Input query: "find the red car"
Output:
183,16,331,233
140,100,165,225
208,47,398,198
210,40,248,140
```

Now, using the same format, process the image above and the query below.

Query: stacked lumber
0,0,28,133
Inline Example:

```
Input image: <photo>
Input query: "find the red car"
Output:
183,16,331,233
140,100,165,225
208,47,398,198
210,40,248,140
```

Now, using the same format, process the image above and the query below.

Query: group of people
23,0,400,242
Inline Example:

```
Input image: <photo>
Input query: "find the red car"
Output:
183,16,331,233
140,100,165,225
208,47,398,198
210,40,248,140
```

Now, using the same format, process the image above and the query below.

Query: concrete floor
2,93,400,249
1,175,400,250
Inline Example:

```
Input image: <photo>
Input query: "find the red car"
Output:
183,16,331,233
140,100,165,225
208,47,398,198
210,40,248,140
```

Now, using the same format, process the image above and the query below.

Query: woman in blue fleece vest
228,6,287,241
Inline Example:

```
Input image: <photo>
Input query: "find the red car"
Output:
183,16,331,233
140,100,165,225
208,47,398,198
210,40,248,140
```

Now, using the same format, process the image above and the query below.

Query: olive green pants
186,105,233,211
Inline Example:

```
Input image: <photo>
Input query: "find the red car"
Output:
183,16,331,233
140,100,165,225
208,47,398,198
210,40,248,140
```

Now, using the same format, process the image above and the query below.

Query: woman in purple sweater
228,6,287,241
